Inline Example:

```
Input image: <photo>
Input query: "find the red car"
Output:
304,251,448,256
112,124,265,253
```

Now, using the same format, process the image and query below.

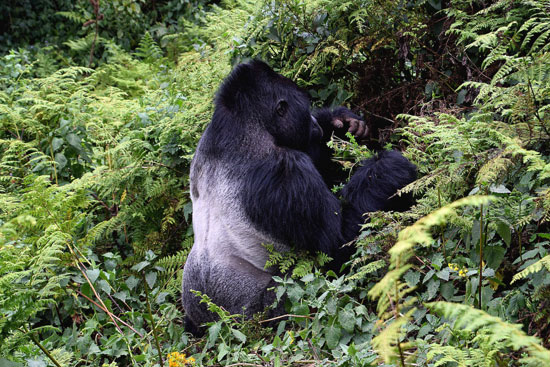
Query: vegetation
1,0,549,366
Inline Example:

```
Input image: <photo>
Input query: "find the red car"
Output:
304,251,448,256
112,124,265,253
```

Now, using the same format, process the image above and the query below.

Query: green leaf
156,292,168,304
66,133,81,149
338,308,356,332
287,285,305,302
325,324,342,349
426,279,440,301
98,280,111,295
440,282,455,301
208,322,222,346
81,283,93,299
55,152,67,169
301,273,315,282
456,88,467,105
291,303,309,316
131,261,150,272
86,269,100,283
145,271,157,288
231,329,247,343
26,359,46,367
436,267,451,281
489,184,511,194
126,276,139,290
496,220,512,246
114,291,127,303
404,270,421,286
51,137,64,152
217,342,229,361
326,296,338,315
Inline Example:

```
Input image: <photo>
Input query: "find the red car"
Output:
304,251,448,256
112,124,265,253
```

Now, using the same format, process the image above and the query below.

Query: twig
307,339,320,361
42,206,125,337
74,288,144,337
78,262,126,336
363,109,395,124
24,325,62,367
438,187,448,261
394,281,406,367
259,314,314,324
478,204,484,309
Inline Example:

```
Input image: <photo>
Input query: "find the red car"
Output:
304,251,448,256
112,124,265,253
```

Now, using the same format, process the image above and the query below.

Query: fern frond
56,11,87,24
428,301,550,366
135,32,163,62
511,255,550,283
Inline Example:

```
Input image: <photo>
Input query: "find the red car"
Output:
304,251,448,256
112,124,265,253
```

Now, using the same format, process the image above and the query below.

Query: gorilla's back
182,143,283,327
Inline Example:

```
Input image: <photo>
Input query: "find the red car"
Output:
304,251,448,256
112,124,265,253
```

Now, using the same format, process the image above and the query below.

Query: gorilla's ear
276,99,288,117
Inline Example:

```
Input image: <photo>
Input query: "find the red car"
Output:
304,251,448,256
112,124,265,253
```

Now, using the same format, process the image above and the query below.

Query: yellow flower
167,352,192,367
166,352,196,366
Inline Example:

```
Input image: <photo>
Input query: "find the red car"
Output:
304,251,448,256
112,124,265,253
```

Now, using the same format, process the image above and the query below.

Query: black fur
181,60,416,336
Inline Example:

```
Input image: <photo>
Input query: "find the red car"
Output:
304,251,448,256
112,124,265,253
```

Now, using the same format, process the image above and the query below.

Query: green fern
511,255,550,283
135,32,163,62
0,175,90,355
427,301,550,366
369,195,493,364
56,11,87,24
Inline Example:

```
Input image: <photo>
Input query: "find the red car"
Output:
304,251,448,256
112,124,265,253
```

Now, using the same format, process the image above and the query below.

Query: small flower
167,352,195,367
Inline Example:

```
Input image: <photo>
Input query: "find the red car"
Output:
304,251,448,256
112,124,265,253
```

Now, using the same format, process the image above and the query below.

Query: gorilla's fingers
344,118,368,138
332,118,344,129
347,118,359,134
355,121,367,138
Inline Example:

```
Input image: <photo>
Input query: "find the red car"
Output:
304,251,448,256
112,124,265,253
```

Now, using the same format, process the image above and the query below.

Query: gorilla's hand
330,108,368,139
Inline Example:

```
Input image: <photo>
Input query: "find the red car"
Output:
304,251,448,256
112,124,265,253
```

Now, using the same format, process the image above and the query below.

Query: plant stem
89,0,100,68
438,187,447,260
74,288,144,337
478,204,484,309
24,325,62,367
49,140,58,185
394,280,405,367
143,272,165,367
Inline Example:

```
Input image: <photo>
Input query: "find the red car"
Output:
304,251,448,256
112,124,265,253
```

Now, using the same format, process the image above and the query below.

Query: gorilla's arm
340,150,417,238
242,149,348,258
242,149,415,271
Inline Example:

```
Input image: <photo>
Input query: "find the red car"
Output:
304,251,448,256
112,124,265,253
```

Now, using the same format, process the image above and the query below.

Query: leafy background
1,0,550,366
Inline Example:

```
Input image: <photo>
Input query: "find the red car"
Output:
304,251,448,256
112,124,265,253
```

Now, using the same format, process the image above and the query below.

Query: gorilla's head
216,60,322,151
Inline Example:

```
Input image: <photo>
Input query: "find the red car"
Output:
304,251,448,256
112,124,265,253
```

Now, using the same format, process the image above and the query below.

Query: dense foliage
1,0,549,366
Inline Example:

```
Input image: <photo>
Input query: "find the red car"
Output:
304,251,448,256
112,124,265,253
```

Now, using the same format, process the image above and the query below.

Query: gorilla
182,60,416,336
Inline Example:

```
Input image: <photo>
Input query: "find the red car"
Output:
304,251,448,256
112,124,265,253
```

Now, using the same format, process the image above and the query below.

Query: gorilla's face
268,81,321,151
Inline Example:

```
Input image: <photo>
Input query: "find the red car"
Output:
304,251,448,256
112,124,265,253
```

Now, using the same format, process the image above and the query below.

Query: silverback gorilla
182,60,416,335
